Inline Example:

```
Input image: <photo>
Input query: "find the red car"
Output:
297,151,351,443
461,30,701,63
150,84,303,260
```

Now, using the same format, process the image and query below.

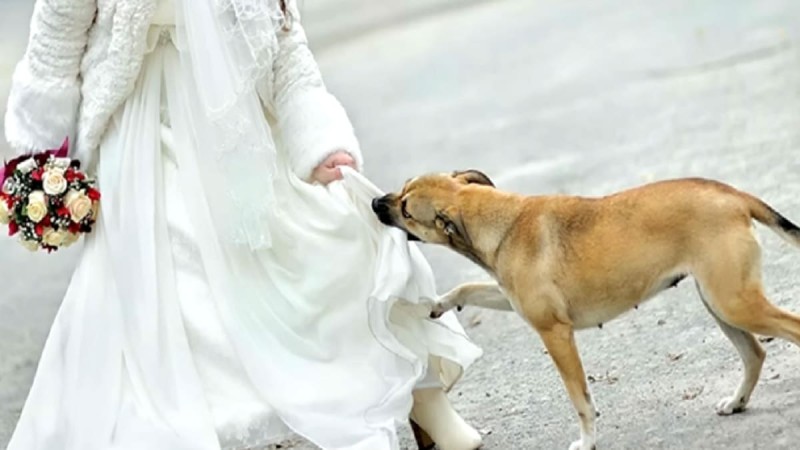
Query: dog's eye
401,199,412,219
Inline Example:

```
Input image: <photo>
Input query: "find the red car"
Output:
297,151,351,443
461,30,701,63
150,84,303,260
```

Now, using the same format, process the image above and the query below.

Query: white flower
42,228,67,247
50,157,72,169
0,199,9,225
62,232,80,247
20,238,40,252
17,158,37,173
65,190,92,223
26,191,48,223
1,178,13,195
43,168,68,195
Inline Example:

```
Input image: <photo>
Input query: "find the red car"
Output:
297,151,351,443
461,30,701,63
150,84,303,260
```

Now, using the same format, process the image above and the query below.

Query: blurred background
2,0,800,448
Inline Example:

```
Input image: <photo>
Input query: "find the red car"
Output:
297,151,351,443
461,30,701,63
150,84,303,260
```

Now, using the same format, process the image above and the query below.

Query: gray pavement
3,0,800,449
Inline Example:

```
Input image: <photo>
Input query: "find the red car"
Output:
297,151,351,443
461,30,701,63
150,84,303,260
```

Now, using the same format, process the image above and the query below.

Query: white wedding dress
6,3,481,450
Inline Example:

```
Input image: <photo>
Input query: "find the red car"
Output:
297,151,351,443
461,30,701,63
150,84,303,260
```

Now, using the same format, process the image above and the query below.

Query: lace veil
174,0,292,250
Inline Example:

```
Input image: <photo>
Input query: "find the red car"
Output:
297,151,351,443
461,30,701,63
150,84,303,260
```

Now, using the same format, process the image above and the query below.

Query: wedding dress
6,1,481,449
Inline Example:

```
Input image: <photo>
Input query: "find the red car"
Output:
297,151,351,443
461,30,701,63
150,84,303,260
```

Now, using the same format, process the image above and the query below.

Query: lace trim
176,0,287,250
217,411,295,450
209,0,283,117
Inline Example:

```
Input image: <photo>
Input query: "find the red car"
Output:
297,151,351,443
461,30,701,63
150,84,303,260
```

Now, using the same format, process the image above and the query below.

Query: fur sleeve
4,0,97,155
266,0,362,181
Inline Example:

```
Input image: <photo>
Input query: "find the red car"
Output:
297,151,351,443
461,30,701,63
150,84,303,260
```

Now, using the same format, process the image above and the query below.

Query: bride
3,0,484,449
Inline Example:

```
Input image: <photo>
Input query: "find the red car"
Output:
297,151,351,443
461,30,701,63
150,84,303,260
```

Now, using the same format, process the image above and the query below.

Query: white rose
26,191,48,223
20,238,40,252
65,190,93,223
42,228,67,247
43,168,68,195
0,200,9,225
62,232,80,247
51,157,72,169
17,158,37,173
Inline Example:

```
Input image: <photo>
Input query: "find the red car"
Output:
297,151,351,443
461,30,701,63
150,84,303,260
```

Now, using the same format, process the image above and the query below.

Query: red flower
57,207,70,218
35,223,44,236
42,215,52,226
3,156,24,176
8,221,19,236
2,137,70,184
33,153,49,166
31,168,44,181
54,137,70,158
64,168,85,183
68,222,81,234
87,188,101,201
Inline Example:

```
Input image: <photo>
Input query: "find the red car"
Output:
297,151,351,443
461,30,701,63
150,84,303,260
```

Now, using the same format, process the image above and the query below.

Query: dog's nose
372,197,389,214
372,196,396,226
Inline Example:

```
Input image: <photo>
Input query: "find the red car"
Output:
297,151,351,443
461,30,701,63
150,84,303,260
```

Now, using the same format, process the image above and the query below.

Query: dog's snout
371,196,390,214
372,195,396,226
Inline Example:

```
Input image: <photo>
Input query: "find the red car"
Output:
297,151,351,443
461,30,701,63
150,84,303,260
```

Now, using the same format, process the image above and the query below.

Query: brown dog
371,170,800,450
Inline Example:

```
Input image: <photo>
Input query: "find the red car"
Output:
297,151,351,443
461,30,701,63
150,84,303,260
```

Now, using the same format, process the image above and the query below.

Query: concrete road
3,0,800,449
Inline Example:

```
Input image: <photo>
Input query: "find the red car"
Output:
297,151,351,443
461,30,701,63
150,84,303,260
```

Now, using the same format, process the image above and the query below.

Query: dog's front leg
538,322,598,450
430,281,513,319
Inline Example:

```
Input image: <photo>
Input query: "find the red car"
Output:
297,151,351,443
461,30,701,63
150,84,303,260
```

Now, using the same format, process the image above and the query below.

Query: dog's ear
443,221,458,237
435,207,473,247
452,169,494,188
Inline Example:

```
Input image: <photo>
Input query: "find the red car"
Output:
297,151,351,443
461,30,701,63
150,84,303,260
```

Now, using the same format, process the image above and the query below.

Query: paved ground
3,0,800,449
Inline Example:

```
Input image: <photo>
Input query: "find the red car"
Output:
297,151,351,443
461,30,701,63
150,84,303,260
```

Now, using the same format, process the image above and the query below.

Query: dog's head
371,170,495,247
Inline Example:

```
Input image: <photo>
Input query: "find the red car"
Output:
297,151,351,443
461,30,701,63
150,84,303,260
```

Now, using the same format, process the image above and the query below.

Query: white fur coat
4,0,362,180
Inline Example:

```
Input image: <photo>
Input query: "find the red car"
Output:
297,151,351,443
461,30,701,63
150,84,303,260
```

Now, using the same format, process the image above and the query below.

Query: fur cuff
4,60,81,156
278,89,363,181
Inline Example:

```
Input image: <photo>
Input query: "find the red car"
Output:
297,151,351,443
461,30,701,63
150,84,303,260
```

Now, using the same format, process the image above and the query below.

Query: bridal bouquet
1,138,100,252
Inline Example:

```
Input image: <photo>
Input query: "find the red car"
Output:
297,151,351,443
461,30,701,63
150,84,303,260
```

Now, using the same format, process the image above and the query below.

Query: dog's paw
568,439,596,450
429,300,460,319
429,303,449,319
716,396,747,415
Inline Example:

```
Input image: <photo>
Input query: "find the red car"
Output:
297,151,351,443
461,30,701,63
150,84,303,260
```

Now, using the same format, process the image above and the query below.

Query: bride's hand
310,151,357,185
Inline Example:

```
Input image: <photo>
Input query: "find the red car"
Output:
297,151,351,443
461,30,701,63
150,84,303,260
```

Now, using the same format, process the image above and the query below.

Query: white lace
175,0,286,249
214,0,286,97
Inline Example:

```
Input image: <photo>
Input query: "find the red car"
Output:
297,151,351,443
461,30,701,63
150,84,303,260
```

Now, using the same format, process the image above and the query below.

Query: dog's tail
745,194,800,248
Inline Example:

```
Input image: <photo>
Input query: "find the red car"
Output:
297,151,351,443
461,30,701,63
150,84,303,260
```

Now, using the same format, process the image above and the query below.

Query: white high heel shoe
409,388,483,450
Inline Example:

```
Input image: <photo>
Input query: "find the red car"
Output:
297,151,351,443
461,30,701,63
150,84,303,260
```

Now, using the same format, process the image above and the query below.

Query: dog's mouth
371,195,421,242
405,232,421,241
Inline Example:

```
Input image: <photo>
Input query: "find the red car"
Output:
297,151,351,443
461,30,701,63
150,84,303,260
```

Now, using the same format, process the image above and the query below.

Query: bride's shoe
410,387,483,450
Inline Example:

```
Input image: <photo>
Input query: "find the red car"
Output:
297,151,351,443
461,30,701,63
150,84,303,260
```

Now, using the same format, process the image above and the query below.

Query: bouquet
0,138,100,252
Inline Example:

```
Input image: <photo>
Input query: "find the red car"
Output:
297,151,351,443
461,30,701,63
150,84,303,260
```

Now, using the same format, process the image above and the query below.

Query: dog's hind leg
697,281,800,414
696,282,765,415
694,228,800,414
694,230,800,345
721,289,800,347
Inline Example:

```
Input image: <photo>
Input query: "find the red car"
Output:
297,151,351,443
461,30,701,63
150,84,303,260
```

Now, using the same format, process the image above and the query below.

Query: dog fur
371,171,800,450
